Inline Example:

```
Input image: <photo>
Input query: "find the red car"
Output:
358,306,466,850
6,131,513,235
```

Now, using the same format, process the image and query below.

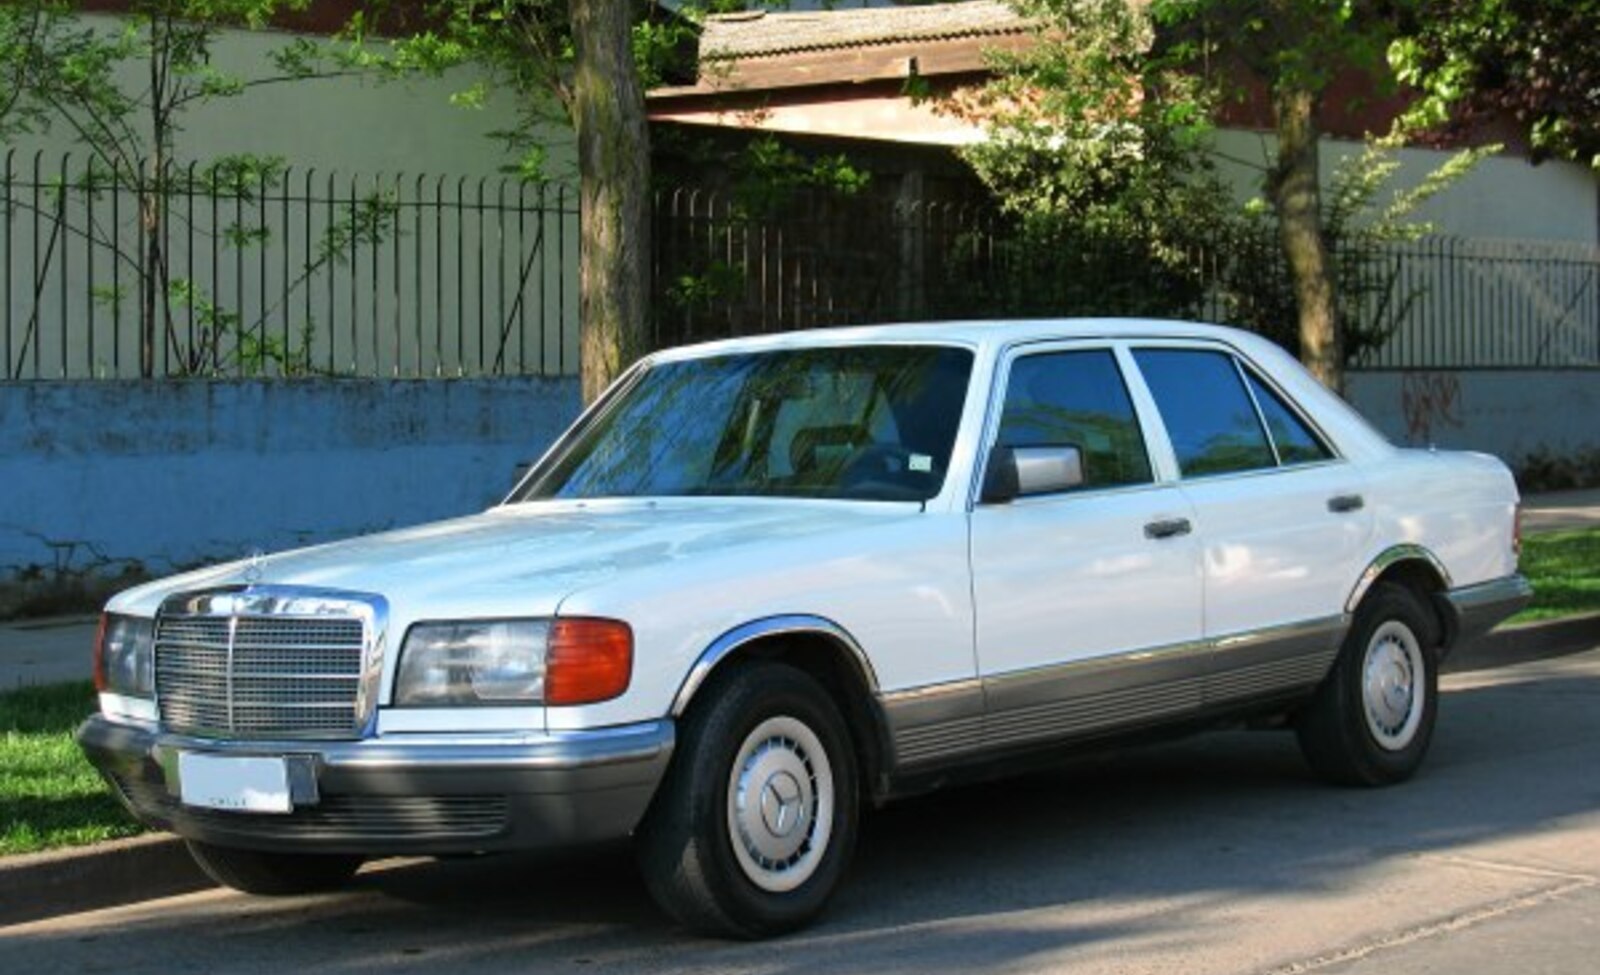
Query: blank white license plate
178,753,292,814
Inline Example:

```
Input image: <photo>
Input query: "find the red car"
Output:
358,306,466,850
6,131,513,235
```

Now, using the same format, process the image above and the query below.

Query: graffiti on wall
1400,371,1465,444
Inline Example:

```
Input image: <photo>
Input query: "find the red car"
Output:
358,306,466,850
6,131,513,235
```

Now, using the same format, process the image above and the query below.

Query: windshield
516,344,974,503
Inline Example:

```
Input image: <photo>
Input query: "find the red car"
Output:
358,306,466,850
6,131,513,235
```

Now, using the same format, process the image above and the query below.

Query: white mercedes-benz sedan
80,319,1530,937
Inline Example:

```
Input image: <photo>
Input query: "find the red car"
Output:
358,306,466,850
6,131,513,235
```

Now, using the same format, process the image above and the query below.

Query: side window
1242,369,1334,465
1134,348,1275,477
998,350,1153,490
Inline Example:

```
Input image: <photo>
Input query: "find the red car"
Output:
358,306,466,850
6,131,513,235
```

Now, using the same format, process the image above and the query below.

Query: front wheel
186,840,363,896
636,662,859,939
1296,582,1441,786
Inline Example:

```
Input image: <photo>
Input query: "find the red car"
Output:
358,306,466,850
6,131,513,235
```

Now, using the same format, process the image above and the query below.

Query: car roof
644,318,1396,462
648,318,1274,362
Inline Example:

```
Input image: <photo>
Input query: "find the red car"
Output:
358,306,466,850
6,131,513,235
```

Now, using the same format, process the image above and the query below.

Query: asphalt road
6,647,1598,975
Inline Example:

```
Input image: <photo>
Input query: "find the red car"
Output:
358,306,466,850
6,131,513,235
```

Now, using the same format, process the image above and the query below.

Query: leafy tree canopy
1391,0,1600,170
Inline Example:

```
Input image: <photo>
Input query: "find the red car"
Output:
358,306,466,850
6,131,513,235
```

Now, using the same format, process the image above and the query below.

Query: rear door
1129,344,1372,705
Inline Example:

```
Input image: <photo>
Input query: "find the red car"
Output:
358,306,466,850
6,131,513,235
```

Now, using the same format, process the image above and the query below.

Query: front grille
116,776,510,842
156,610,368,739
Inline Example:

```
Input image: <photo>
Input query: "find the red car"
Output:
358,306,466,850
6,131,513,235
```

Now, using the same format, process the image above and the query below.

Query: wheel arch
670,616,895,804
1345,545,1456,647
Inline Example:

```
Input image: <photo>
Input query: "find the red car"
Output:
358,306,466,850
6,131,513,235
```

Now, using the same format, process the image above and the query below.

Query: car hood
107,499,920,621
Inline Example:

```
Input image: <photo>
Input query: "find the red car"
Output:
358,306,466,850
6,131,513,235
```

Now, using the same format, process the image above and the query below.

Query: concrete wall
0,378,582,611
1210,130,1598,245
1346,369,1600,462
6,16,575,181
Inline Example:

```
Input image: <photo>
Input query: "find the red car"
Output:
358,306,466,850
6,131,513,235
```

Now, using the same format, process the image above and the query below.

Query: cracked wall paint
0,378,582,592
1345,369,1600,459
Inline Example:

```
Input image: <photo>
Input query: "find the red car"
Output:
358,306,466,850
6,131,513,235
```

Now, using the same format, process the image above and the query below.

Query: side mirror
980,445,1085,504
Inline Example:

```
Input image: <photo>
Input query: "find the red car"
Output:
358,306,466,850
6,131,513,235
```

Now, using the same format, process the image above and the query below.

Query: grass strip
1514,526,1600,623
0,681,141,856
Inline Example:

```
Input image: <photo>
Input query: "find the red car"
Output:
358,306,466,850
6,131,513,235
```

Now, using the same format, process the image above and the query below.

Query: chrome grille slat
155,601,369,740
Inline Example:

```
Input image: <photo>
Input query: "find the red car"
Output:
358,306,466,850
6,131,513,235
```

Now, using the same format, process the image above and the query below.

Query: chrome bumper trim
77,716,675,853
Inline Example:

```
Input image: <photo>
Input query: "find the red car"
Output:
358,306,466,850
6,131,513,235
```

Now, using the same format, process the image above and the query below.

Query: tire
186,840,364,896
1296,582,1441,786
636,661,860,939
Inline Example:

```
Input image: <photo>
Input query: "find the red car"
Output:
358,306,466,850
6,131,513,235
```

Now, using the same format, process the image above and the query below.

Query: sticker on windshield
909,454,933,473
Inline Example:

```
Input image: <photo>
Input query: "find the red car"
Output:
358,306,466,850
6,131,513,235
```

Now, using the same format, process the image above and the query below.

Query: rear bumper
1441,574,1535,648
77,715,674,855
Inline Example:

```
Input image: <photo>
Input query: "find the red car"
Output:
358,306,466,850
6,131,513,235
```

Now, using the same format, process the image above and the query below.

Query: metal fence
653,186,1600,370
1357,236,1600,369
4,152,1597,380
2,151,579,380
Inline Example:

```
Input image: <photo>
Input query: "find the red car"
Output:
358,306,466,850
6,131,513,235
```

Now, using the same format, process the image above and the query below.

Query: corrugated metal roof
701,1,1032,60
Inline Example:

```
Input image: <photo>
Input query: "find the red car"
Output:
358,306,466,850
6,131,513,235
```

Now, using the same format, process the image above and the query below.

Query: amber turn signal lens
91,613,109,692
545,618,633,705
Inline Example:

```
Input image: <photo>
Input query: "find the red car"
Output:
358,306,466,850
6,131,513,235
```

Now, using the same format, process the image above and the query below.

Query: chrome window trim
966,338,1165,511
670,615,880,717
1123,337,1348,465
1231,353,1284,467
1235,358,1341,466
1129,343,1282,479
156,585,389,740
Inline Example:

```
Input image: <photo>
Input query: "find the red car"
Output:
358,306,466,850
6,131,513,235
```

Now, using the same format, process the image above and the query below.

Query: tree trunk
139,162,164,379
569,0,651,404
1269,86,1342,392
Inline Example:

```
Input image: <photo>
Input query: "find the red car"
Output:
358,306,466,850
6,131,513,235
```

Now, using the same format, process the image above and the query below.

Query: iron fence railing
2,151,579,380
1355,235,1600,369
4,153,1596,380
653,186,1600,371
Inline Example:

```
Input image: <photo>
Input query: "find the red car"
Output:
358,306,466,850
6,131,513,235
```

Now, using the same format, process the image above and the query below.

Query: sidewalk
0,614,97,691
1521,487,1600,534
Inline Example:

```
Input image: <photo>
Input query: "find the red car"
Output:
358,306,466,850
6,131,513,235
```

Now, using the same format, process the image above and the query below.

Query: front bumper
78,716,675,855
1441,573,1535,648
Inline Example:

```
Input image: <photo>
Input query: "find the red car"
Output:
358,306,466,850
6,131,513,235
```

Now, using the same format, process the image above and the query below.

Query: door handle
1327,494,1365,514
1144,517,1192,540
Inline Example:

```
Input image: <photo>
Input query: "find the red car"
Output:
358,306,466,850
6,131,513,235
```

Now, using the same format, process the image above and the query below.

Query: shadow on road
7,661,1598,974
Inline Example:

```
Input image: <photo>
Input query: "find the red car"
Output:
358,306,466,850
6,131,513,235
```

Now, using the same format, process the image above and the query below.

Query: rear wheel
186,840,363,896
1297,582,1441,786
636,662,859,939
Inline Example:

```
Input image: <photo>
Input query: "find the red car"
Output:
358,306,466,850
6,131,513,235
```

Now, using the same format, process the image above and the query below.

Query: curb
1444,611,1600,674
0,833,211,928
2,614,1596,929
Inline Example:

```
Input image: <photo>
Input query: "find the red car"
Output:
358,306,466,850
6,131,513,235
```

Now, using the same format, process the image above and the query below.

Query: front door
969,345,1205,752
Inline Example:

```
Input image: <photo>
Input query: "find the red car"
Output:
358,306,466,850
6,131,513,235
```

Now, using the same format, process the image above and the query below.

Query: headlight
94,613,154,698
394,618,631,707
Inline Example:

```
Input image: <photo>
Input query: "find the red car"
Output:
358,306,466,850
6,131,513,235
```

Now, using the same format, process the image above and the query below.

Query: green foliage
4,2,404,378
1515,448,1600,495
1150,0,1400,99
1,1,73,139
960,0,1495,366
952,1,1234,321
961,0,1221,228
1390,0,1599,170
732,135,870,218
386,1,575,181
1213,141,1493,362
666,260,746,314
